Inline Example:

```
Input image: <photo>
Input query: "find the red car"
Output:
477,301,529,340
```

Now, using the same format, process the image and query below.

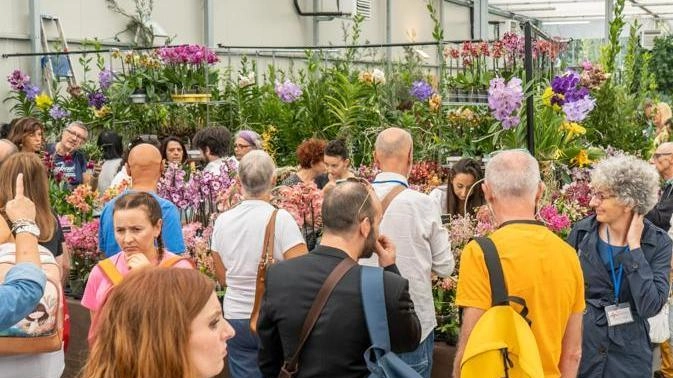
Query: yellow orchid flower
571,149,591,167
35,93,53,110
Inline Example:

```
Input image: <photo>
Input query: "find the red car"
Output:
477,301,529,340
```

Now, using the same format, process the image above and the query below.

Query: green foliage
583,79,649,156
600,0,626,73
651,35,673,95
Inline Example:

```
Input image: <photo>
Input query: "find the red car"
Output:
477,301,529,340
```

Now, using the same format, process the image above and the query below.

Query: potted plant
157,44,219,103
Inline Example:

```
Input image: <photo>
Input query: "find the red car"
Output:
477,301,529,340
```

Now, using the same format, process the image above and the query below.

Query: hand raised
125,252,151,270
5,173,36,223
375,234,396,267
627,213,644,250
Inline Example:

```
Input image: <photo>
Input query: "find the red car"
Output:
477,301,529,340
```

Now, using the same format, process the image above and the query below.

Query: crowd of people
1,115,673,378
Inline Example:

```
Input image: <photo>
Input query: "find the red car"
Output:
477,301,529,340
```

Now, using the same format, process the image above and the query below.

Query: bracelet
12,223,40,238
10,219,37,233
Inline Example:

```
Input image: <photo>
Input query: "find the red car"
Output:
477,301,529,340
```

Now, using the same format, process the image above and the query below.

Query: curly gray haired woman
567,155,672,378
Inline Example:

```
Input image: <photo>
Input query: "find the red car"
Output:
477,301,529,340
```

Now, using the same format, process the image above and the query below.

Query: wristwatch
13,223,41,238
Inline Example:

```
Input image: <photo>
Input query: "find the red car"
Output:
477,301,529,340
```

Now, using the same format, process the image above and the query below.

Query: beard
361,228,378,259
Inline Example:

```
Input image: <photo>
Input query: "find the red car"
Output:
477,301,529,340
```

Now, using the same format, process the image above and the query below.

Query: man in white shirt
361,127,454,378
192,126,238,175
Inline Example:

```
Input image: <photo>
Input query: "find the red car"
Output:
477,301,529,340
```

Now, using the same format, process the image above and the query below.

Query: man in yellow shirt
452,150,585,378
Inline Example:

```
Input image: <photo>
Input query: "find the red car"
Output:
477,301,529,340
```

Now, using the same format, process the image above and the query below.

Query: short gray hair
239,150,275,197
591,155,659,214
67,121,88,133
485,149,540,201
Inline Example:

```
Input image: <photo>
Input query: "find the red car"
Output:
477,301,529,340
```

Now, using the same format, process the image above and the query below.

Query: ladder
40,15,78,96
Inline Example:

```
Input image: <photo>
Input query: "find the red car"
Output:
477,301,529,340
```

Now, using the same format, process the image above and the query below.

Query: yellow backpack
460,237,544,378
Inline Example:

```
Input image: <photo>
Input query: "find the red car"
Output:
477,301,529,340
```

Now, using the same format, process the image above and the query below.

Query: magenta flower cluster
158,160,237,211
157,44,219,66
275,80,303,103
488,77,524,129
64,219,100,253
7,69,30,91
7,69,41,100
539,205,571,233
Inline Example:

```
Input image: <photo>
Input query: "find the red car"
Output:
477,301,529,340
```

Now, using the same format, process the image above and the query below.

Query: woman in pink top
82,192,193,338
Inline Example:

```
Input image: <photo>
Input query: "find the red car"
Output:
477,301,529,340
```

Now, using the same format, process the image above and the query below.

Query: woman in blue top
567,155,672,378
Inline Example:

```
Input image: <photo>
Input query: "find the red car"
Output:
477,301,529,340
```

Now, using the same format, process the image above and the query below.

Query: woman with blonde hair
649,102,673,146
82,268,235,378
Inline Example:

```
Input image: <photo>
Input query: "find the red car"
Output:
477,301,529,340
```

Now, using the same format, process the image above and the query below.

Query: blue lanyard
606,229,626,304
372,180,409,188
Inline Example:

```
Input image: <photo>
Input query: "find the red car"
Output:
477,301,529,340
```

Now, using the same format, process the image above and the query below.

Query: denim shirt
0,263,46,331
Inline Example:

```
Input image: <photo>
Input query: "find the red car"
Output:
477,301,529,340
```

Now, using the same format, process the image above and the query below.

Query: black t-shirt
39,212,64,257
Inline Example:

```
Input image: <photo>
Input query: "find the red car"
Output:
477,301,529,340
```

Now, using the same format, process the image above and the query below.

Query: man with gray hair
211,150,307,378
360,127,453,377
453,149,584,378
46,121,90,188
0,139,18,163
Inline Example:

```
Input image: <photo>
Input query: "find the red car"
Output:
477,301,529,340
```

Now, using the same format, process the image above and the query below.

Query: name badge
605,303,634,327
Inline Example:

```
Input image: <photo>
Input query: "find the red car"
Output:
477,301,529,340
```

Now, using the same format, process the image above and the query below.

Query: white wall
0,0,479,121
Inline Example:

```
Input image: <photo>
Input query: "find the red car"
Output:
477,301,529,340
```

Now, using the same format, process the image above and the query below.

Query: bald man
359,127,453,377
647,142,673,230
97,143,185,257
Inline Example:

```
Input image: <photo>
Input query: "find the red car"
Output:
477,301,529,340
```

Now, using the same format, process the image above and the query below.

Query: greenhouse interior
2,0,673,377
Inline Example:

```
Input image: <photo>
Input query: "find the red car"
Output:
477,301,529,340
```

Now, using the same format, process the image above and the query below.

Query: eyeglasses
234,143,251,149
653,152,673,159
590,190,616,202
339,177,374,219
64,128,87,142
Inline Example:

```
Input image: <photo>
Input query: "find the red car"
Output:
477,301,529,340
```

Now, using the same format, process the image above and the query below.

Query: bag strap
261,209,279,264
360,266,391,352
474,237,532,323
282,258,356,374
159,255,194,269
380,186,405,216
98,258,123,286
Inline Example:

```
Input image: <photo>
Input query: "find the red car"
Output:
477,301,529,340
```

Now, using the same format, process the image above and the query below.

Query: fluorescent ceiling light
543,20,592,25
503,6,556,11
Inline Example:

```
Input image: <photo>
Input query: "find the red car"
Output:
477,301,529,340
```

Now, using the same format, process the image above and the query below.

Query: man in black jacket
257,180,421,377
647,142,673,230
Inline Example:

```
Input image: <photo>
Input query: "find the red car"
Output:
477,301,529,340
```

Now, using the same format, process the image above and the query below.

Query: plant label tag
605,303,634,327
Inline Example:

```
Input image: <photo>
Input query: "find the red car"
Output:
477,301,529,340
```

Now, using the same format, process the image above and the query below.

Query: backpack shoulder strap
159,255,194,268
381,186,405,216
474,237,508,307
98,258,123,286
474,237,532,323
360,266,391,352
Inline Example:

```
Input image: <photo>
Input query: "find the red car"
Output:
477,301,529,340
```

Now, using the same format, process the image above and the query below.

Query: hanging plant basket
171,93,212,103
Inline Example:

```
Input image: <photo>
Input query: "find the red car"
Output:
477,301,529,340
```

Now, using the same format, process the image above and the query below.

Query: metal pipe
386,0,392,73
29,0,41,88
204,0,214,47
605,0,614,41
313,0,319,45
524,21,535,155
